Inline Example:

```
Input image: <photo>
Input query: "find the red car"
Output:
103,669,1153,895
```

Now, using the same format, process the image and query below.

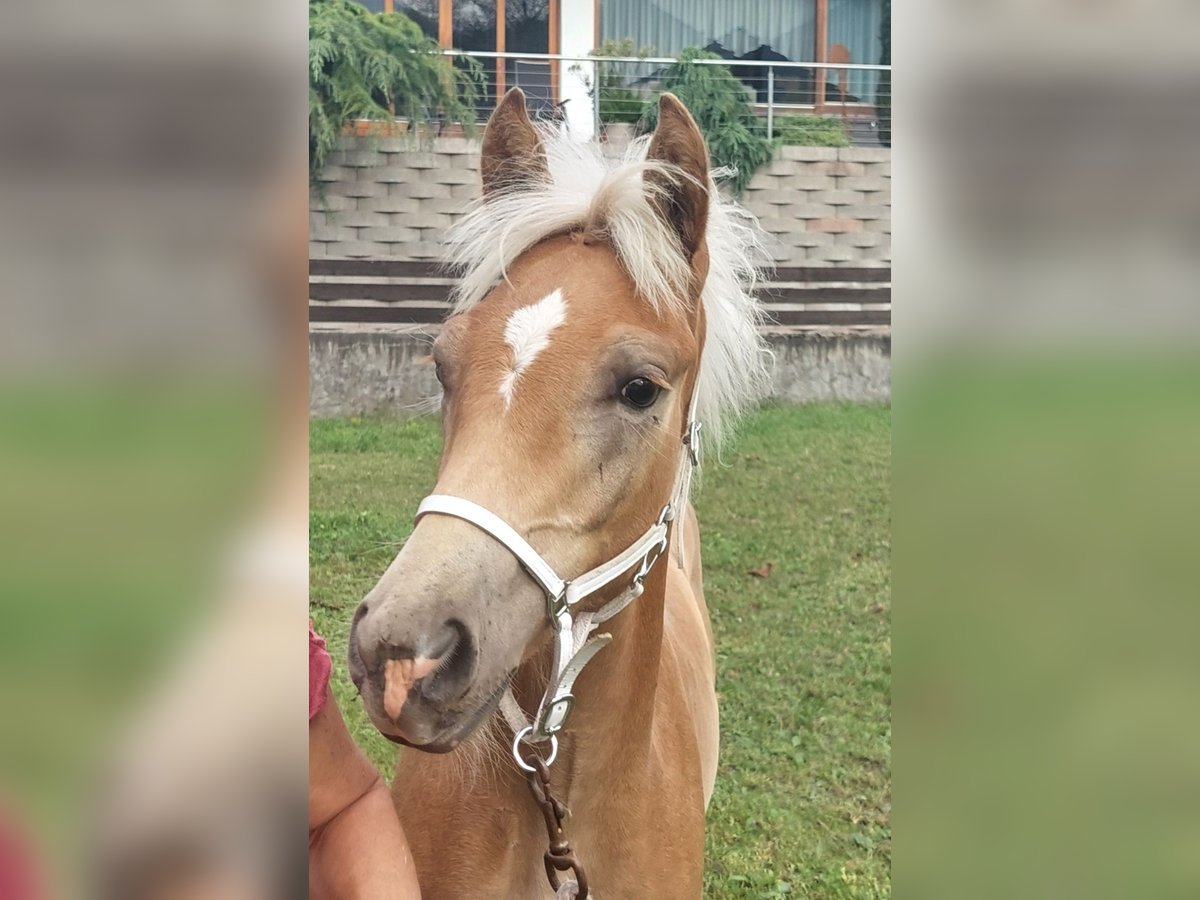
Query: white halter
413,414,702,768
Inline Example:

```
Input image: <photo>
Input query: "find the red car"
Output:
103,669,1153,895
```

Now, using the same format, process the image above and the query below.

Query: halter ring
512,725,559,772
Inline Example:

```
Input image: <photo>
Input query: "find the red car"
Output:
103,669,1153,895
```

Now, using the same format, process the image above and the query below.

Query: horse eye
620,377,660,409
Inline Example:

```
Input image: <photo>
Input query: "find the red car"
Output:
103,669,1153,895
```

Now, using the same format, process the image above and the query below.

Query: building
356,0,887,138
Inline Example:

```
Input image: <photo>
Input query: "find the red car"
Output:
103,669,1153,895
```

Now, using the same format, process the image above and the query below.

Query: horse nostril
418,619,477,704
374,620,477,718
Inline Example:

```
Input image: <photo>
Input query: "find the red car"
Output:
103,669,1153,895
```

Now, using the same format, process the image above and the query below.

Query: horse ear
480,88,548,198
645,93,710,260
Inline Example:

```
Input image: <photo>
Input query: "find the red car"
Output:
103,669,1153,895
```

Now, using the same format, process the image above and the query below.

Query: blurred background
898,2,1200,898
0,0,306,897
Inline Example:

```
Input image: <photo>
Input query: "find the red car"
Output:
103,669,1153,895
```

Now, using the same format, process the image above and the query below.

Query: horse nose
350,604,477,714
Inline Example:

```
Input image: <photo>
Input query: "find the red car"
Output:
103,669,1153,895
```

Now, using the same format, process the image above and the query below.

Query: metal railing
441,49,891,143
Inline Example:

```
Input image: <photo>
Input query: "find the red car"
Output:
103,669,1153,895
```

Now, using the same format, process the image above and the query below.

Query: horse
348,88,769,898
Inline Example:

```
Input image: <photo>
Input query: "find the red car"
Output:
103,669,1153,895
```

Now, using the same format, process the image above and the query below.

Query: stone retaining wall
309,327,890,418
310,138,890,268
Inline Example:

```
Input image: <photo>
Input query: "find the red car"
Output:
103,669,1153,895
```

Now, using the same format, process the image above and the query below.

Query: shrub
308,0,480,180
775,115,851,148
640,47,775,196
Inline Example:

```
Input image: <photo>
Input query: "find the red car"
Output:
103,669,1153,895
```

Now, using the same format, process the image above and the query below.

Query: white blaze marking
499,288,566,407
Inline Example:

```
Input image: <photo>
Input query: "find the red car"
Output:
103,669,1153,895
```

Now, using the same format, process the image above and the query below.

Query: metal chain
519,748,589,900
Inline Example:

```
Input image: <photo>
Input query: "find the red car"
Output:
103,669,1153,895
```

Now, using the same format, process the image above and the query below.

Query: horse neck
580,567,668,761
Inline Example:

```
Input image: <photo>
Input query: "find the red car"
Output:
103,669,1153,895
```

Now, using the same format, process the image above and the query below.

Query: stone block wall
746,146,891,266
310,137,890,267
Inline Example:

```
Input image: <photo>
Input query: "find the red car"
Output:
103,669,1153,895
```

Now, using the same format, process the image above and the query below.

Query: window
828,0,884,102
451,0,499,107
507,0,550,54
395,0,440,40
602,0,815,62
378,0,558,113
600,0,884,109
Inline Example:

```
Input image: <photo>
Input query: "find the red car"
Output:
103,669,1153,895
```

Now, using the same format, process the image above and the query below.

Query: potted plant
599,87,642,144
342,117,413,137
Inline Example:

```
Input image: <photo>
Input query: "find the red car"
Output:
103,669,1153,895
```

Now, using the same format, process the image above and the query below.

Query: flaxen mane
445,131,771,450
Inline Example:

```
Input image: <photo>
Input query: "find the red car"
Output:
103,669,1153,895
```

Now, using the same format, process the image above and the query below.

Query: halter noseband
412,416,702,764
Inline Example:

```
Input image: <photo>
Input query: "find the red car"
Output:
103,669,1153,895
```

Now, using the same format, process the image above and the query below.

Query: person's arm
308,695,421,900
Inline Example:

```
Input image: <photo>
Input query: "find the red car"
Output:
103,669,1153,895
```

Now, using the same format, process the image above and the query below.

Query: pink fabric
309,623,332,721
0,811,43,900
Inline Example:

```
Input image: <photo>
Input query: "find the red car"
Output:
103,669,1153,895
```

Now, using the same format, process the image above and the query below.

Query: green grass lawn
310,404,891,899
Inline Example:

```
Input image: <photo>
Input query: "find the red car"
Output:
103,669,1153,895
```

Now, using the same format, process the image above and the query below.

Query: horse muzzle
347,605,473,741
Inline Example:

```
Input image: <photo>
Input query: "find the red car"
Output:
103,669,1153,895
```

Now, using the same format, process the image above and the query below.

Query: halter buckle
547,585,570,625
633,533,670,586
535,693,575,738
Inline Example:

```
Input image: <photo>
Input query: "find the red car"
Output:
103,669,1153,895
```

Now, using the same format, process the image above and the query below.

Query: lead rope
522,752,589,899
505,404,701,900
